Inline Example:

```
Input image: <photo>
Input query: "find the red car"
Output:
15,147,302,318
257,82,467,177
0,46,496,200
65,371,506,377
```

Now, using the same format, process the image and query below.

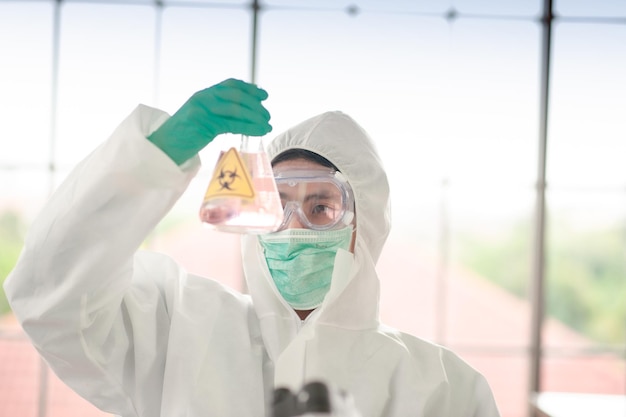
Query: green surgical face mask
258,227,354,310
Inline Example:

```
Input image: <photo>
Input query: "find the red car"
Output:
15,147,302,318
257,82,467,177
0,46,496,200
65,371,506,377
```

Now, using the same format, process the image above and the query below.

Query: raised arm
4,79,271,416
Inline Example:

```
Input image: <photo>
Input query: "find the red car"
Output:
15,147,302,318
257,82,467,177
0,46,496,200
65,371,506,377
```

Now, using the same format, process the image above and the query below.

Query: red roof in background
0,315,109,417
1,225,623,417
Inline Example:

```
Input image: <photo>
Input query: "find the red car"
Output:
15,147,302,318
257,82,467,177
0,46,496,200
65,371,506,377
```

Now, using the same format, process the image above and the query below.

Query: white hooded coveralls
5,105,501,417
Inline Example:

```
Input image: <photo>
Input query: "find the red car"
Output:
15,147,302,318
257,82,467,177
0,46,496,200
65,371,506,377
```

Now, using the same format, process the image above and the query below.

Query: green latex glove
148,78,272,165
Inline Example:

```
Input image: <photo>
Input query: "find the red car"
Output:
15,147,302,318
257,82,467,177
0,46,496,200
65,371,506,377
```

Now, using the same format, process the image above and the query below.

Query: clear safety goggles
273,169,355,232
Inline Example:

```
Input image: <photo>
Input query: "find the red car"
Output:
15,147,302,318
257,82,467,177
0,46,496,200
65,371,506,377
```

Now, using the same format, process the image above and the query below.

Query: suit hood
242,111,390,361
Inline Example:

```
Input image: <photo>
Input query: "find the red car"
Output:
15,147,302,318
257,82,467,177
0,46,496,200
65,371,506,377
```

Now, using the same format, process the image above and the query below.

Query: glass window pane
2,170,51,208
0,336,40,416
263,0,449,13
378,235,440,342
264,0,540,15
454,0,540,16
0,2,53,167
67,0,154,3
458,353,530,417
158,7,249,107
546,191,626,347
541,355,626,395
548,22,626,188
56,3,156,168
448,188,535,346
260,12,540,186
158,7,250,176
445,19,540,186
165,0,247,5
379,185,441,343
555,0,626,17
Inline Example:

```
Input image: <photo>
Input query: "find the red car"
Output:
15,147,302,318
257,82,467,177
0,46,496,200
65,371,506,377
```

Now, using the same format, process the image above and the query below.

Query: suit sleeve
3,104,201,416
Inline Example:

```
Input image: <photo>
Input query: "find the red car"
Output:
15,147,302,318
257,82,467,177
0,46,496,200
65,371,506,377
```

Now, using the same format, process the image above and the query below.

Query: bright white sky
0,0,624,230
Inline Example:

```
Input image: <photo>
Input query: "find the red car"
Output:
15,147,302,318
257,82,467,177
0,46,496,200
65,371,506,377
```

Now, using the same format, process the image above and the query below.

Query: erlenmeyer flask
199,135,284,234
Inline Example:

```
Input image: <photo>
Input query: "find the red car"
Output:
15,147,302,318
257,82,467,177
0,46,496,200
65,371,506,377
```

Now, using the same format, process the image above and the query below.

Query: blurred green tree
0,210,26,315
460,217,626,345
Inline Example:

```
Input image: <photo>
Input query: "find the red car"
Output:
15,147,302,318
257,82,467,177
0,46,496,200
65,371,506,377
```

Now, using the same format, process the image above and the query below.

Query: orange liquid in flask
199,136,284,234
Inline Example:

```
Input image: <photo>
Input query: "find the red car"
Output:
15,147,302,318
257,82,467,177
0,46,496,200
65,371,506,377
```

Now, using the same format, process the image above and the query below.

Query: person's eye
311,205,328,215
311,205,340,220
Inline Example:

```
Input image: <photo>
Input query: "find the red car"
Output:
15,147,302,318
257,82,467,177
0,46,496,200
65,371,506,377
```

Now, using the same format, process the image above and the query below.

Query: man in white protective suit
5,78,501,417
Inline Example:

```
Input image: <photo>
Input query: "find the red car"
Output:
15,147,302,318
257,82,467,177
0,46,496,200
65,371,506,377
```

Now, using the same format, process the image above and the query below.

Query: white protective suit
5,105,501,417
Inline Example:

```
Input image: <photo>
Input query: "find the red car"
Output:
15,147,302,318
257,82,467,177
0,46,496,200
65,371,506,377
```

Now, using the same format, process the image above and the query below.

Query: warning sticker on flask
203,147,256,201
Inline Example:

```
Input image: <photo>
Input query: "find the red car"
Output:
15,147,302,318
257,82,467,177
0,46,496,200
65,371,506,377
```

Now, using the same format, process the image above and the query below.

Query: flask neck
240,134,265,153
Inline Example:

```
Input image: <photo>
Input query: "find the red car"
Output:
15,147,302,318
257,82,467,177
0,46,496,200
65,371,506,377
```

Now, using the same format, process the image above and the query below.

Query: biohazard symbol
203,147,256,201
216,168,240,191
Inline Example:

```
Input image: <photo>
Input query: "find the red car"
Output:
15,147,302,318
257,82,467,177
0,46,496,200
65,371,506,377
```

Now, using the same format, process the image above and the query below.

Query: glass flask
199,135,284,234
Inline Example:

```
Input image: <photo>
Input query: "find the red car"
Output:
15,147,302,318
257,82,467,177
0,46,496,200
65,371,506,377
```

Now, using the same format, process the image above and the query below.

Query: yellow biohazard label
203,147,256,201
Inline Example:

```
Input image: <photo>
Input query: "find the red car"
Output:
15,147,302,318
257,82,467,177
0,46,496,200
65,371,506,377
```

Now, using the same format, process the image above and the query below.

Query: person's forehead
272,157,329,173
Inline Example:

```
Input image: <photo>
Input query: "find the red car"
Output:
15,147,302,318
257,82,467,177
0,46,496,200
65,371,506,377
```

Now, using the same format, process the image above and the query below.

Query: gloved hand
148,78,272,165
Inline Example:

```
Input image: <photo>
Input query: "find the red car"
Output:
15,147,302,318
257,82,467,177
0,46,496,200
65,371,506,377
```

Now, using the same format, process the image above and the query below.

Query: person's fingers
223,119,273,136
204,102,272,135
213,81,269,108
211,90,271,121
215,78,269,101
212,101,271,126
192,90,271,126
